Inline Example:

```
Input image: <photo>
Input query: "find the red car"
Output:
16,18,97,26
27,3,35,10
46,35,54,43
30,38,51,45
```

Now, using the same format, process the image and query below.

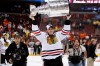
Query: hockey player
30,15,71,66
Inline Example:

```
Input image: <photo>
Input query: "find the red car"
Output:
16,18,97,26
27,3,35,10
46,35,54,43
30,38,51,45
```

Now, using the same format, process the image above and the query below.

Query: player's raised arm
29,15,41,36
58,15,71,41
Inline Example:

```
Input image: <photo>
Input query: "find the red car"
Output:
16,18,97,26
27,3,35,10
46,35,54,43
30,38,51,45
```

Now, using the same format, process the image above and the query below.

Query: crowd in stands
0,14,100,54
0,13,100,66
0,13,42,56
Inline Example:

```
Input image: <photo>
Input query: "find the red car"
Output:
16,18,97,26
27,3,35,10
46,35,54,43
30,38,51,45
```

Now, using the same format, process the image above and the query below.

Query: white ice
1,55,100,66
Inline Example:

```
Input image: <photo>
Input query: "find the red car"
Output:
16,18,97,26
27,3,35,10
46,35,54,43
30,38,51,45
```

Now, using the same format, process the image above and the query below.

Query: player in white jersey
29,15,71,66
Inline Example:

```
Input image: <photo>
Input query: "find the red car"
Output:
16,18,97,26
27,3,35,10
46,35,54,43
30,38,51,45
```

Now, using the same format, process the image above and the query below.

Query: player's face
47,28,54,35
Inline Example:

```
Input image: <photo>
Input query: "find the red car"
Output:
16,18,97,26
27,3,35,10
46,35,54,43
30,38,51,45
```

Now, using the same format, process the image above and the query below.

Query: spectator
0,33,5,64
95,43,100,62
85,39,97,66
5,34,29,66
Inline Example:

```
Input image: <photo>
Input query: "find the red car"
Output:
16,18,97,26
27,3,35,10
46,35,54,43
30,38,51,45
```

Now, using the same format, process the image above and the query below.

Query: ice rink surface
1,55,100,66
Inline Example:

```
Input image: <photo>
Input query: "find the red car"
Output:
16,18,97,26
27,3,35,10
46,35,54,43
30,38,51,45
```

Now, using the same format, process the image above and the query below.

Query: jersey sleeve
57,24,71,41
32,23,43,42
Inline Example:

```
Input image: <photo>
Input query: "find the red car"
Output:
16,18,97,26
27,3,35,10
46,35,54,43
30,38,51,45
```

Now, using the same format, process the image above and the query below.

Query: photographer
68,39,86,66
5,34,29,66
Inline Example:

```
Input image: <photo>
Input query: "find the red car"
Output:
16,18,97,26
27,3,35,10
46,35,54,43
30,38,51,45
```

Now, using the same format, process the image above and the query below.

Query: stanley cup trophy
30,0,69,17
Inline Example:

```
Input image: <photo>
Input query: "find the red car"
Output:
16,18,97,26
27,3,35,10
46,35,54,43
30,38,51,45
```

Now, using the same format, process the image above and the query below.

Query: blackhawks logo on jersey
47,35,58,45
